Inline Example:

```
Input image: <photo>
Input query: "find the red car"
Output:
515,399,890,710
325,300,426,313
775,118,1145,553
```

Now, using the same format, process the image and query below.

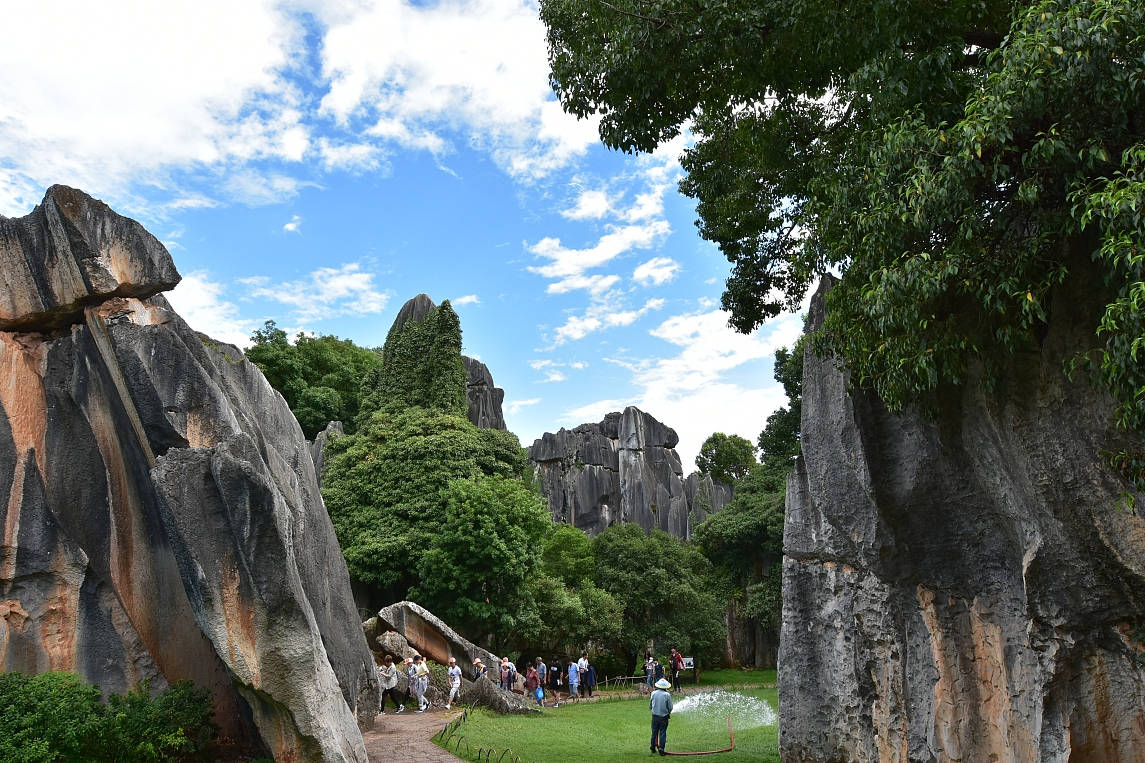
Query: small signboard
682,657,694,669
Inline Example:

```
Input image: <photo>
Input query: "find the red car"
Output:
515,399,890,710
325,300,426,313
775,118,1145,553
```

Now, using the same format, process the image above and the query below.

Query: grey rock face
0,185,179,332
779,278,1145,762
463,355,506,430
375,600,502,673
310,419,344,484
528,407,731,537
0,188,376,762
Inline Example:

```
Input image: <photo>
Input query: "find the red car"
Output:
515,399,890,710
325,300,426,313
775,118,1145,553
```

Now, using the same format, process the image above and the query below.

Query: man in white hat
649,678,673,755
473,657,488,681
446,657,462,709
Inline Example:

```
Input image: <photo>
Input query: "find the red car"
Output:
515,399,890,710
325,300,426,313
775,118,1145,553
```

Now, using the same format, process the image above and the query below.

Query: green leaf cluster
542,0,1145,478
244,321,383,439
411,474,553,647
695,432,758,484
365,300,467,421
590,523,727,669
322,406,529,596
0,672,216,762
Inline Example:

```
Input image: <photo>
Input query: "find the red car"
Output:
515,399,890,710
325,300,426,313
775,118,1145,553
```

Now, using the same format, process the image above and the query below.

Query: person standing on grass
567,657,580,699
649,678,674,755
670,648,684,692
377,656,402,714
644,653,656,692
446,657,462,709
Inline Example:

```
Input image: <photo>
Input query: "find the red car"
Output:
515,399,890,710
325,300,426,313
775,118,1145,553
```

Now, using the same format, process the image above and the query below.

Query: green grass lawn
435,687,779,763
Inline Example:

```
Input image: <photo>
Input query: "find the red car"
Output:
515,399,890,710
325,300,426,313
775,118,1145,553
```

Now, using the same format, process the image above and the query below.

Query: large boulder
463,356,506,430
528,407,731,537
779,278,1145,761
0,187,377,762
375,600,501,671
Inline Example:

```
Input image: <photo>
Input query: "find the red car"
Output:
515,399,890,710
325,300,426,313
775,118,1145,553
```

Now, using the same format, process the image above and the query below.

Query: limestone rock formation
528,407,731,537
374,600,502,672
779,278,1145,762
463,355,506,430
0,187,377,762
310,419,344,481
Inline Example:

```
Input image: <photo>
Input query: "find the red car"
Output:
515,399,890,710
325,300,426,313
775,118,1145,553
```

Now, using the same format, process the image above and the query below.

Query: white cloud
562,189,615,220
599,308,806,467
633,257,681,286
569,361,588,370
505,397,542,415
240,263,389,322
452,294,481,306
165,270,260,348
527,220,671,292
0,1,308,213
552,297,666,345
317,0,599,180
283,214,302,233
225,171,317,206
541,370,567,383
316,138,388,173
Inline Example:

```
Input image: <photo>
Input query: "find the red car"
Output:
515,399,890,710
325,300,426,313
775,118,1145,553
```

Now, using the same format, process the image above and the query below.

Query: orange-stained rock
780,277,1145,762
0,187,377,762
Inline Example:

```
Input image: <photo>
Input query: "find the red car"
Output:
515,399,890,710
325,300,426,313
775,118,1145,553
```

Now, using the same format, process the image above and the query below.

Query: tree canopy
542,0,1145,483
244,321,383,439
695,432,757,484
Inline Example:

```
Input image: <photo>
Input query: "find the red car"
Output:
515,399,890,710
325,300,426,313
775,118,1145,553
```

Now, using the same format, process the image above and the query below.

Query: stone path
362,708,463,762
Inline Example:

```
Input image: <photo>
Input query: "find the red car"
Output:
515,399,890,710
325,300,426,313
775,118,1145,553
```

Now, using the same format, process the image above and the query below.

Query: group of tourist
643,648,685,693
375,653,434,713
519,651,599,706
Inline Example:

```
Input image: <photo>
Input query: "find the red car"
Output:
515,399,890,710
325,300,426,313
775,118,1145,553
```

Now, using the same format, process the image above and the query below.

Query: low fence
432,703,538,763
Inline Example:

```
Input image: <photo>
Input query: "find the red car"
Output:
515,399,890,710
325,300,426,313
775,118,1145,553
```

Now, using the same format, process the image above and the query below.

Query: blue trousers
651,714,669,752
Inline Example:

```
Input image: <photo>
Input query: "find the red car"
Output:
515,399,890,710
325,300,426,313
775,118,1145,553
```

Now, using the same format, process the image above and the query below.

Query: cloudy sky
1,0,804,468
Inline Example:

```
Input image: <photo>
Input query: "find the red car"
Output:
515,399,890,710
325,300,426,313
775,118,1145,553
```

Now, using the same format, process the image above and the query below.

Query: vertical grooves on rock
83,307,154,470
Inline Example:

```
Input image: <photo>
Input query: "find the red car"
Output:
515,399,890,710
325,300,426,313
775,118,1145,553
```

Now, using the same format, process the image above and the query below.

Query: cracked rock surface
0,187,378,762
780,278,1145,762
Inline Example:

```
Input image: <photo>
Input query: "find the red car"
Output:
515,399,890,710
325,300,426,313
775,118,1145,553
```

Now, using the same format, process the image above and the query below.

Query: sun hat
654,678,672,689
448,657,456,664
502,657,509,663
473,658,483,664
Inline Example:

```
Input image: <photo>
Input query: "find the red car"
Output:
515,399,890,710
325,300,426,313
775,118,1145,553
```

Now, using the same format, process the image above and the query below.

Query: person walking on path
446,657,462,709
583,661,597,698
535,657,547,704
473,657,488,681
670,648,684,692
649,678,674,755
412,654,430,712
644,653,656,694
377,656,403,714
549,657,562,704
499,657,515,691
525,663,543,706
567,658,580,699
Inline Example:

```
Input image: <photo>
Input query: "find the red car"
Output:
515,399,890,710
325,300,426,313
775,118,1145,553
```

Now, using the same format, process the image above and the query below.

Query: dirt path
362,708,463,762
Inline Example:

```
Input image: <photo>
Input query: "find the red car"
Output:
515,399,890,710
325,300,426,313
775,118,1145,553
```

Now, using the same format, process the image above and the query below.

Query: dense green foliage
694,341,804,664
756,336,804,479
695,433,757,484
542,0,1145,483
367,300,468,420
0,672,216,762
591,523,727,670
412,474,552,647
323,407,529,596
244,321,382,438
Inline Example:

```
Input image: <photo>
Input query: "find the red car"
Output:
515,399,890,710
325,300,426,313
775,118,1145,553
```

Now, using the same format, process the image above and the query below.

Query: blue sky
0,0,804,469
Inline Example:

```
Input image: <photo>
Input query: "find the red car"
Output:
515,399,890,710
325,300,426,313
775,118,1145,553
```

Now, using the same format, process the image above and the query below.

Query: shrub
0,672,217,762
